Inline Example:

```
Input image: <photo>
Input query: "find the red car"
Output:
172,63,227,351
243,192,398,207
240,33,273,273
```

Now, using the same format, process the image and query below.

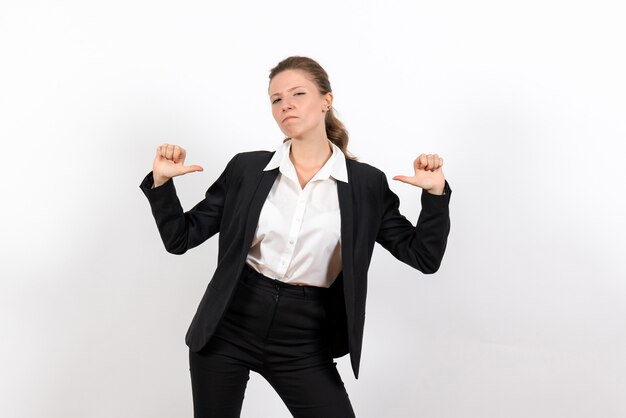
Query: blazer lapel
337,168,355,319
243,167,279,251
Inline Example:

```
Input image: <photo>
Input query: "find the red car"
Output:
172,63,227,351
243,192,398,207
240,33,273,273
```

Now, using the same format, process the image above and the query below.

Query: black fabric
189,266,355,418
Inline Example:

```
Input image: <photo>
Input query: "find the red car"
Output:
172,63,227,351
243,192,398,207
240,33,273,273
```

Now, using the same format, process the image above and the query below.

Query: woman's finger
415,154,427,170
432,154,440,171
165,144,175,160
181,164,204,174
428,154,435,171
392,175,412,185
173,145,183,163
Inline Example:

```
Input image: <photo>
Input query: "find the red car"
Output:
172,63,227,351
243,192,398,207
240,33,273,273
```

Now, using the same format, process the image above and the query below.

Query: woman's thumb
392,175,410,183
181,165,204,174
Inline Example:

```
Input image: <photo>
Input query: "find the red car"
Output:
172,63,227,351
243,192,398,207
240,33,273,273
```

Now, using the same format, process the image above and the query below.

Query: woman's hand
152,144,204,187
393,153,445,195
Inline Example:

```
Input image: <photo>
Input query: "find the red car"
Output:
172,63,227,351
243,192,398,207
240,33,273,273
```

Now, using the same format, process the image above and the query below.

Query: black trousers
189,265,355,418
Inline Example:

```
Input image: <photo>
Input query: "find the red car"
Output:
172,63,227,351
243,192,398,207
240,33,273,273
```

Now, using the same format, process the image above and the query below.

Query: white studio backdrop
1,0,625,417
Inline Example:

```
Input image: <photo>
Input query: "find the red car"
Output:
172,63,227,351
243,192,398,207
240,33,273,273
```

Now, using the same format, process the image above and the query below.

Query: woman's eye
295,92,305,96
272,98,281,104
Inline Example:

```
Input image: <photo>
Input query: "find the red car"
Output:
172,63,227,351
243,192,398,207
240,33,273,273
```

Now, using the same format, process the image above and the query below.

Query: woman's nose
281,100,293,111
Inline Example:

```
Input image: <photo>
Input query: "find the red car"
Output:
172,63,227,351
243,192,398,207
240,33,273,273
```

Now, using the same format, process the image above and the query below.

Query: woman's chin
283,129,300,138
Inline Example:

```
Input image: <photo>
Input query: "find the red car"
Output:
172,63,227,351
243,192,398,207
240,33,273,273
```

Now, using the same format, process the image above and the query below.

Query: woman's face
269,69,332,141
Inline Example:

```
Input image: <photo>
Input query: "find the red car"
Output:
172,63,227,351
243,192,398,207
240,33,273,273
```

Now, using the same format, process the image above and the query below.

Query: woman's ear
323,92,333,111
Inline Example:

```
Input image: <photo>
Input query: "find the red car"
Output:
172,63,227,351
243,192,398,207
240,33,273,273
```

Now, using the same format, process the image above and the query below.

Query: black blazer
140,150,451,378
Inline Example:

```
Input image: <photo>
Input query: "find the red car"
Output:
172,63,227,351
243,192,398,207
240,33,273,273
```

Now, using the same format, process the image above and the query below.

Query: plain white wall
1,0,625,417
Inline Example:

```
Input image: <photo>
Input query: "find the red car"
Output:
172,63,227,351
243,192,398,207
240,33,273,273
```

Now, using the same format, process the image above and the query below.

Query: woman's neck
289,137,332,171
288,136,333,189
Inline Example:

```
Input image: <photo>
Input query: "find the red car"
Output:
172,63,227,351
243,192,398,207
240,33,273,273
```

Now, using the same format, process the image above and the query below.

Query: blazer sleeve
375,173,451,273
139,154,239,255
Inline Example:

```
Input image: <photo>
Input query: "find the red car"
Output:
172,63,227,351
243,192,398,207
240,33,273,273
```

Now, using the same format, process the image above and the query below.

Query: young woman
140,56,451,418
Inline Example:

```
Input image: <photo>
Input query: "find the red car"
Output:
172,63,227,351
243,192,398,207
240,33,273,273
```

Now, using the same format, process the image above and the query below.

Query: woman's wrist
425,184,445,195
153,174,170,188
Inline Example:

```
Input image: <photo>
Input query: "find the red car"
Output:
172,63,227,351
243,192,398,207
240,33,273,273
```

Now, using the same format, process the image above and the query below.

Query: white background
1,1,625,417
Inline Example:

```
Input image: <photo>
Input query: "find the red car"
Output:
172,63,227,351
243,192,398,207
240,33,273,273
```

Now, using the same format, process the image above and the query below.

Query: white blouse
245,139,348,288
